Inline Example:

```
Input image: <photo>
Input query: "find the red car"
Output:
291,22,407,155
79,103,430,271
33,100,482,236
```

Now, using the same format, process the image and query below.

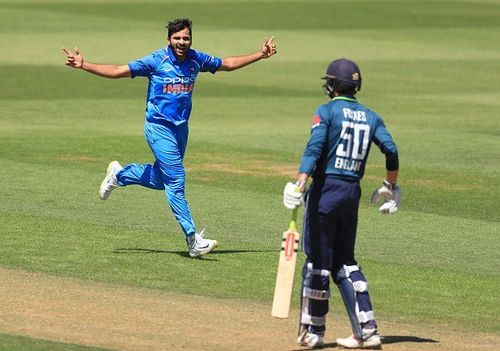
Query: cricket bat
271,208,300,318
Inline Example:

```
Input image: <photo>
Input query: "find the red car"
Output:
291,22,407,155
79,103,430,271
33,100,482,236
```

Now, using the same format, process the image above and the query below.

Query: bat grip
289,208,298,232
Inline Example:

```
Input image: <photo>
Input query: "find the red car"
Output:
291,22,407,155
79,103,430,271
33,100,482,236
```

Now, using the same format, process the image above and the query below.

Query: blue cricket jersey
299,96,398,181
128,46,222,125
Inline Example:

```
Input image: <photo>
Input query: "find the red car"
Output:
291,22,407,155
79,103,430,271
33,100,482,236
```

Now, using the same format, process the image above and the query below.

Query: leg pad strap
304,287,330,300
301,313,326,326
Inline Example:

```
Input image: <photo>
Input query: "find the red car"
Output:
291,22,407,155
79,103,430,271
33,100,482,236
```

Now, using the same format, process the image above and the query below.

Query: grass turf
0,333,115,351
0,1,499,349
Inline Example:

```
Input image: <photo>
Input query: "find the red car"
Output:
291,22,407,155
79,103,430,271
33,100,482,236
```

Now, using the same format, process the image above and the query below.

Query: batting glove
283,181,304,210
370,180,401,214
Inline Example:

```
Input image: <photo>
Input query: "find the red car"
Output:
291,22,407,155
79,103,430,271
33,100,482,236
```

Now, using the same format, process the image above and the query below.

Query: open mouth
176,46,187,54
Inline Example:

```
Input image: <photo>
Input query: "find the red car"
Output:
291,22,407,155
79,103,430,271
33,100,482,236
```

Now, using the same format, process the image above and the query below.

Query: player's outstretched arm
62,47,130,79
218,36,277,72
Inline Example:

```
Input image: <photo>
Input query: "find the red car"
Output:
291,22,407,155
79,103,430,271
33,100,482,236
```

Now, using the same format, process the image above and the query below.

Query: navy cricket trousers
303,175,361,274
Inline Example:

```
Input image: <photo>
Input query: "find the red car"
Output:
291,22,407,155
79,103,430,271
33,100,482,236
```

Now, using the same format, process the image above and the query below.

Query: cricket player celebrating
283,58,400,349
63,18,277,258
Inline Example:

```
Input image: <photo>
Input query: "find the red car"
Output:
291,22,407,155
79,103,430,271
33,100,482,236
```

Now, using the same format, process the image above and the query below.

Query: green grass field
1,0,499,349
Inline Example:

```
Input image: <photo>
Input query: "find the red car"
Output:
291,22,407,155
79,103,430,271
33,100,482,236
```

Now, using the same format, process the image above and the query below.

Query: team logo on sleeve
311,115,321,129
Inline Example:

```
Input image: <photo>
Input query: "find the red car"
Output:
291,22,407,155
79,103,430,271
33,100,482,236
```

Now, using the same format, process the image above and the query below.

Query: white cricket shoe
99,161,123,200
187,229,218,258
297,328,324,348
336,328,382,349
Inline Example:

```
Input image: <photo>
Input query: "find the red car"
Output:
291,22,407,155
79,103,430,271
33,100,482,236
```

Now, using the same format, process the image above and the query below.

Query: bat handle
289,208,298,232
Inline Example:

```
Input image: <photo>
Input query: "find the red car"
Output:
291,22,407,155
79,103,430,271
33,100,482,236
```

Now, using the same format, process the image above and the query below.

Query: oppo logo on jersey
162,76,196,84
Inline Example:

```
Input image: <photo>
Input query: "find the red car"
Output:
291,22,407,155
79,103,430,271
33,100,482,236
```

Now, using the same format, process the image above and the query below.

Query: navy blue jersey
128,46,222,125
299,96,398,181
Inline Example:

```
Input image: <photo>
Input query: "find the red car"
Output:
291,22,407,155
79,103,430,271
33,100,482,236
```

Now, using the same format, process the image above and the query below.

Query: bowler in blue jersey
63,18,277,258
283,58,401,348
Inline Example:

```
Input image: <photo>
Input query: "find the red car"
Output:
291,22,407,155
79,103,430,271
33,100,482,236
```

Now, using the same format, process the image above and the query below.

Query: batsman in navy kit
283,58,401,349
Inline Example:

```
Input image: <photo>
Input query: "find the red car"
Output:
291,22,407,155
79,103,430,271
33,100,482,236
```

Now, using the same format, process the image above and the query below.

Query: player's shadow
292,335,438,350
113,248,275,259
382,335,439,344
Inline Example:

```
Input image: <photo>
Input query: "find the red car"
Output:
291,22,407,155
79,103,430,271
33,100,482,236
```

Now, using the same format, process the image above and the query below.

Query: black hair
166,18,192,39
324,78,357,97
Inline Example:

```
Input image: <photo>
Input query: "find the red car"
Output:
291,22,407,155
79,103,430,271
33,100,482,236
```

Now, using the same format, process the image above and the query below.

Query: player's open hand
62,47,84,68
260,36,277,58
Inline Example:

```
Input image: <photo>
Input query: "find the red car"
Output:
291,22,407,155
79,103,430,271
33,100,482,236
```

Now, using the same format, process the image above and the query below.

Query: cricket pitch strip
0,267,497,351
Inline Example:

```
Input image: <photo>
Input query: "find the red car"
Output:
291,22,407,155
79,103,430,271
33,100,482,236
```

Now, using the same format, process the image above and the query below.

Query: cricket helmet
322,58,362,94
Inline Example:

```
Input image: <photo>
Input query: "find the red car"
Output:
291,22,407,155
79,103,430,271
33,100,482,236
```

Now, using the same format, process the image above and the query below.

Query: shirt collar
166,46,179,64
331,95,357,102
